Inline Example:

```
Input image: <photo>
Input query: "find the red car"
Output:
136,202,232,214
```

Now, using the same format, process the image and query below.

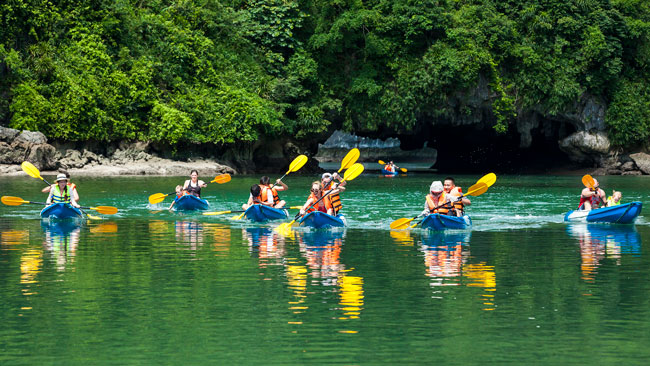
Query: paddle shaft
294,182,342,220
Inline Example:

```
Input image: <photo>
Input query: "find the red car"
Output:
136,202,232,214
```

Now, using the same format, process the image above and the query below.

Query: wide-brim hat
55,173,68,182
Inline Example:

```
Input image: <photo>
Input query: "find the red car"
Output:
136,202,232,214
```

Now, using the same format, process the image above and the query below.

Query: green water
1,174,649,365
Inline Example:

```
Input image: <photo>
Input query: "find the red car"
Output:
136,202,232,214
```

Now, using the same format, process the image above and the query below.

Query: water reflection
175,220,204,250
242,227,286,267
419,231,471,283
567,224,641,282
41,221,80,271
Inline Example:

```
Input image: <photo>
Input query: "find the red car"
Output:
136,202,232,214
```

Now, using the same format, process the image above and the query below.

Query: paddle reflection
41,221,80,271
242,227,286,267
567,224,641,282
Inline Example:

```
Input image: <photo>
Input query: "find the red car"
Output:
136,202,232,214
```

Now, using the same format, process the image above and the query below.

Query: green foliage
1,0,649,147
606,80,650,146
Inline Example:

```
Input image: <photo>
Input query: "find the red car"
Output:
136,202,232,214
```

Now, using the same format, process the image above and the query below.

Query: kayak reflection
419,231,471,282
566,224,641,282
242,227,287,267
41,220,81,271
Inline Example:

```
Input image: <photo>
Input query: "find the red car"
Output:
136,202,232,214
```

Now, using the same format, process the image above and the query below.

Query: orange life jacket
426,192,450,214
260,185,280,205
306,192,332,213
323,181,342,214
384,165,394,172
449,187,464,214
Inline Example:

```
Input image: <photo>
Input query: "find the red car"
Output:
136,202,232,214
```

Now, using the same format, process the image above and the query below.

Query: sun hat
55,173,68,182
322,172,333,180
430,181,443,193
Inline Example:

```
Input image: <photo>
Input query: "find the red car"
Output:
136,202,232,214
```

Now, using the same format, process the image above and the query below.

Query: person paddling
321,172,345,215
443,177,471,217
46,174,80,208
300,181,335,216
579,178,607,211
168,185,186,210
42,171,80,202
421,181,452,216
183,170,207,198
260,176,287,208
384,161,399,173
242,182,274,210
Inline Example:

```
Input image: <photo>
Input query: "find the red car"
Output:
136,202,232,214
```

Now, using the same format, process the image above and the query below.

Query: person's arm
46,190,54,204
183,180,190,190
169,201,175,210
263,191,274,206
199,180,207,188
69,196,80,208
462,197,471,206
42,185,52,193
332,173,347,188
275,179,288,191
72,187,80,202
300,198,314,215
422,201,430,216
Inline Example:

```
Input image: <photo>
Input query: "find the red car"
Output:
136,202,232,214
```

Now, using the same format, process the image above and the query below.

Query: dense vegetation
1,0,649,147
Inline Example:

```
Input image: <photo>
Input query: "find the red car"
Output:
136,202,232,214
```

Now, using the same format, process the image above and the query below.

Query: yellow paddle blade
1,196,27,206
390,217,415,230
211,174,232,184
230,212,246,220
338,148,360,172
378,160,385,165
21,161,42,179
148,193,169,204
343,163,365,181
287,155,308,174
85,213,103,220
582,174,595,189
465,182,488,197
400,168,408,173
275,220,296,233
90,206,118,215
203,210,233,216
478,173,497,187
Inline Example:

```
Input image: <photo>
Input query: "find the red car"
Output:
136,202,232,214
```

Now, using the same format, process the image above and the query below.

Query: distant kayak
299,211,346,229
381,169,398,176
244,205,288,222
420,214,471,231
173,195,209,211
564,201,642,224
40,203,83,219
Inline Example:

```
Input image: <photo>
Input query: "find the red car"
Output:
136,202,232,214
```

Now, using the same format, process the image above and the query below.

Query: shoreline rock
0,126,236,176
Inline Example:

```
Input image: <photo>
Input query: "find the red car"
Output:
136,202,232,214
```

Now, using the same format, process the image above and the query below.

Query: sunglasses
311,189,320,193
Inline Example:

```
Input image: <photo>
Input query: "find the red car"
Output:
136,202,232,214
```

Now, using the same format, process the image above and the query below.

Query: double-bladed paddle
582,174,595,189
148,173,232,205
230,155,308,220
21,161,103,219
389,173,497,230
1,196,118,215
275,163,365,234
378,160,407,173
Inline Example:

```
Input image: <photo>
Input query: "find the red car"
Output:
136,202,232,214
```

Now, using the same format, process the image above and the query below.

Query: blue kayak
174,195,209,211
564,201,642,224
299,211,346,229
244,205,288,222
420,214,471,231
381,169,398,176
40,203,83,219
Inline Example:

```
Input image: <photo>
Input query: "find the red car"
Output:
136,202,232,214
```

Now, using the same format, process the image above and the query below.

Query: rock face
0,126,236,176
559,131,611,164
629,153,650,175
315,130,437,170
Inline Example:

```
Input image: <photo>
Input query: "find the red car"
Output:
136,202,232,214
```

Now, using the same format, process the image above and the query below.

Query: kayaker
321,172,345,214
579,178,607,211
607,190,622,206
183,170,207,198
242,184,273,210
443,177,471,217
42,171,80,202
260,176,287,208
45,173,80,208
168,185,186,210
300,181,334,216
384,161,399,173
421,181,451,216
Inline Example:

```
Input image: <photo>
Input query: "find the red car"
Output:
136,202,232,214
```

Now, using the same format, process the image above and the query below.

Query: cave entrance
401,120,577,174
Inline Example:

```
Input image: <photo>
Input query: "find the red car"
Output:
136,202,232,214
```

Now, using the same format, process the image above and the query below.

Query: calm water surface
1,174,649,365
